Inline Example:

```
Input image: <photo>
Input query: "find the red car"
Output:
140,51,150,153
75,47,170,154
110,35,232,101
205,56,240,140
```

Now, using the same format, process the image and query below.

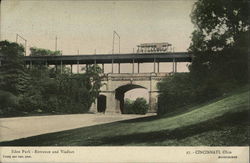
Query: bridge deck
0,52,192,65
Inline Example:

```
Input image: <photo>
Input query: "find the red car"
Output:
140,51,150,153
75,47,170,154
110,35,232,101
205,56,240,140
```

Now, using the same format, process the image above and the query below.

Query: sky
0,0,196,100
1,0,195,54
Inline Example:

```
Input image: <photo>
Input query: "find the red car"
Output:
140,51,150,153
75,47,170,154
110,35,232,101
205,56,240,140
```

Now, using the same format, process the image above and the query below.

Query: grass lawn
1,87,249,146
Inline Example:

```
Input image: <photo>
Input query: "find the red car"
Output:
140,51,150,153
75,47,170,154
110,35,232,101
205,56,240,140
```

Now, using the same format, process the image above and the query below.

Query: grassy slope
1,87,249,146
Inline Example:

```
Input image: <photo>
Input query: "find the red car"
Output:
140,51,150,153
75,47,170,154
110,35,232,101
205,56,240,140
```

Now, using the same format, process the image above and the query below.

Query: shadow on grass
119,114,159,123
98,109,249,146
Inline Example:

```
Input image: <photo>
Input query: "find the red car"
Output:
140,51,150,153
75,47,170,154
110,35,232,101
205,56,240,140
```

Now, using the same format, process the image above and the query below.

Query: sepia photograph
0,0,249,162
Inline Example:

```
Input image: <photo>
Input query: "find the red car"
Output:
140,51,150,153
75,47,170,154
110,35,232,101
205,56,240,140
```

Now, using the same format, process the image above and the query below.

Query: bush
18,95,36,112
0,90,18,116
123,98,148,115
133,98,149,114
157,73,195,115
123,99,133,114
157,71,247,116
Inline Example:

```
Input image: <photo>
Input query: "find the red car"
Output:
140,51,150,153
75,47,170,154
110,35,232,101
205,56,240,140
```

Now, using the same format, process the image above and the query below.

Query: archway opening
97,95,106,113
115,84,148,114
125,88,149,103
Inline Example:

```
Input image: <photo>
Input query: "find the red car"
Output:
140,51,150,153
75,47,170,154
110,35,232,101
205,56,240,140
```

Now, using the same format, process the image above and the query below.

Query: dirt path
0,113,155,142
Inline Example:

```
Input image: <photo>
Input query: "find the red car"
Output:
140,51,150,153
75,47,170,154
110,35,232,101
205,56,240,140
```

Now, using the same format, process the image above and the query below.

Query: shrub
123,99,133,114
133,98,149,114
123,98,149,115
157,72,246,116
157,73,195,115
0,90,18,115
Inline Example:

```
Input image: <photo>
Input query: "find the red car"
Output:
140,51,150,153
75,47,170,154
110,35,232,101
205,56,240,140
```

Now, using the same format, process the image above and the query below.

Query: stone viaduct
90,72,169,114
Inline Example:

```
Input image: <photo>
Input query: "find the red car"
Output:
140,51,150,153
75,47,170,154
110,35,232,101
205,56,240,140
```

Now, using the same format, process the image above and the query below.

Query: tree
0,41,103,116
189,0,249,90
84,64,103,106
157,0,249,115
30,47,61,56
190,0,249,50
0,40,30,95
44,64,103,113
29,47,63,73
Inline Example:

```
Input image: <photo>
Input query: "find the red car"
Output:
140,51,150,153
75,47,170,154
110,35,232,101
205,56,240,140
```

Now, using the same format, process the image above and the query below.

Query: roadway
0,113,156,142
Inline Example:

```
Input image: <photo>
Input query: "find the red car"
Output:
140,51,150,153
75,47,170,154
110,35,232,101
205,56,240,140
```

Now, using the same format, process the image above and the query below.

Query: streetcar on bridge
137,42,172,53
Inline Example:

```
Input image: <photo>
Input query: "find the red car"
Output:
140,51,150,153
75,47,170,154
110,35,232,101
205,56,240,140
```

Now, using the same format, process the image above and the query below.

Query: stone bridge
90,73,169,113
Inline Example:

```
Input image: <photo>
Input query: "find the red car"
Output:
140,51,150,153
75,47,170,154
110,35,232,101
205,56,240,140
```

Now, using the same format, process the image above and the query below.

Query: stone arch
115,84,148,113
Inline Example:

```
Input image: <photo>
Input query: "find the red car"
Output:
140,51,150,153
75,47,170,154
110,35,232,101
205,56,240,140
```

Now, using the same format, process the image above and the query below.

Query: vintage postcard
0,0,249,162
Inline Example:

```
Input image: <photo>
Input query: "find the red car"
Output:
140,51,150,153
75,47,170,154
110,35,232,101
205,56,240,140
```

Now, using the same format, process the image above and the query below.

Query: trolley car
137,42,172,53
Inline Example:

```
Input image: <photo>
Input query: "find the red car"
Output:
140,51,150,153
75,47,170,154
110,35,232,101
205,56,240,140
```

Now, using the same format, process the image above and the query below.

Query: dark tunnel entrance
97,95,107,113
115,84,148,113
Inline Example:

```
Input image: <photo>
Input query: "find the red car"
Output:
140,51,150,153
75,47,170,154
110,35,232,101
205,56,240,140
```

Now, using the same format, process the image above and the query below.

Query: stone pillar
102,63,104,73
111,59,114,73
77,60,79,74
172,58,175,73
175,62,177,72
157,62,160,73
105,91,120,114
132,59,135,74
153,57,156,73
148,91,159,113
118,63,120,74
115,98,121,113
